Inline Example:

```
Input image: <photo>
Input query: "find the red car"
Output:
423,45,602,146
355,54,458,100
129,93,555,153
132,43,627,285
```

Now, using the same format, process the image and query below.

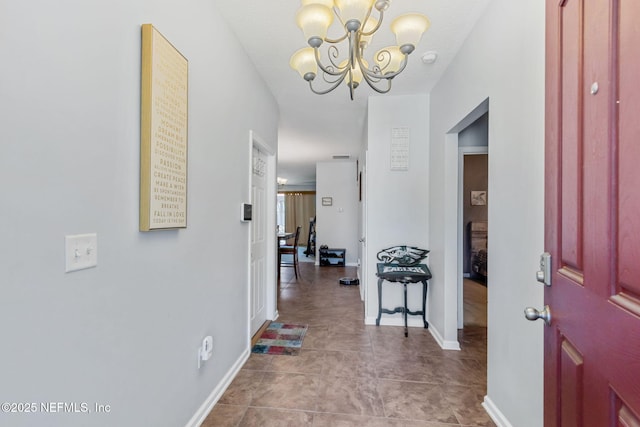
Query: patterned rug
251,322,308,356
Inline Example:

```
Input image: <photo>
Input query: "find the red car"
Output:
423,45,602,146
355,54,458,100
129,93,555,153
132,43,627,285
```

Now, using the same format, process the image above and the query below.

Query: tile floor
203,263,494,427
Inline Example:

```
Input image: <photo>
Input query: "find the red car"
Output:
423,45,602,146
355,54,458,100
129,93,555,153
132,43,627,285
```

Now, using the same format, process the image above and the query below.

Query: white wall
428,0,545,425
364,94,430,327
315,161,359,266
0,2,278,427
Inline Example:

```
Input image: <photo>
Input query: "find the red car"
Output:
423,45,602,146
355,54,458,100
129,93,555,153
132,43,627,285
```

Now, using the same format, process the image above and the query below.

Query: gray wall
315,161,359,266
364,94,431,330
0,1,278,426
428,0,545,425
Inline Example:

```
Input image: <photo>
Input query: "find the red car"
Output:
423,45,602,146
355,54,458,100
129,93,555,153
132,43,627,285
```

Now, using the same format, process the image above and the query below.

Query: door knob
524,305,551,326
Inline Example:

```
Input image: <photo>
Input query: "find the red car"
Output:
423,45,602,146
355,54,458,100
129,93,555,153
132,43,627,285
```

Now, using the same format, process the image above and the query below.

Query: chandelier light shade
302,0,334,7
334,0,375,25
296,4,334,43
290,47,318,80
290,0,430,99
391,14,430,49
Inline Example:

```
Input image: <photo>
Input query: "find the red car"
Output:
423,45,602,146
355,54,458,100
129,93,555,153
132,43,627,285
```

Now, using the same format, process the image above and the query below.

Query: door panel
560,337,584,427
617,0,640,306
559,0,584,274
545,0,640,425
250,147,267,335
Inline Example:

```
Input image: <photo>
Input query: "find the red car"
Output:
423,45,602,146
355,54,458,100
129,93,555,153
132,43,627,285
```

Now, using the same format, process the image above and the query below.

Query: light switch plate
65,233,98,272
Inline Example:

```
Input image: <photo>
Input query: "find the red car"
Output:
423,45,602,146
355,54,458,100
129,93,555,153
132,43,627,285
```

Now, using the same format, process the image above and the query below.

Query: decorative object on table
377,245,429,265
289,0,430,100
140,24,188,231
376,246,431,337
251,322,308,356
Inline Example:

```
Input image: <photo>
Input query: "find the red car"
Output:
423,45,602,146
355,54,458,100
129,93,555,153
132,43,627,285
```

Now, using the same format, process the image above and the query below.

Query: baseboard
184,348,250,427
482,396,514,427
428,323,461,350
364,316,460,350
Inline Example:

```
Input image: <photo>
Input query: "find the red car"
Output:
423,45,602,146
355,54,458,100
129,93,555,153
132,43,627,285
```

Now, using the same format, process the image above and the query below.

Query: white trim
248,130,277,342
482,395,514,427
428,323,461,350
183,349,250,427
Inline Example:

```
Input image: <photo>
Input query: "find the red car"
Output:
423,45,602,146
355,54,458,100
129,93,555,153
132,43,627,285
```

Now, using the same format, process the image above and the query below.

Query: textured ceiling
214,0,491,186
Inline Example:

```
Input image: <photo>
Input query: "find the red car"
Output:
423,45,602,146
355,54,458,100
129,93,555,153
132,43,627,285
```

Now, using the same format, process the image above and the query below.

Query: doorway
456,111,489,329
249,131,277,338
461,151,488,328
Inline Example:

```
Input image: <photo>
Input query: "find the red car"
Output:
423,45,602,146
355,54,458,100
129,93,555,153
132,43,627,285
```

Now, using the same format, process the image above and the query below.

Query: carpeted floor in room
202,262,493,426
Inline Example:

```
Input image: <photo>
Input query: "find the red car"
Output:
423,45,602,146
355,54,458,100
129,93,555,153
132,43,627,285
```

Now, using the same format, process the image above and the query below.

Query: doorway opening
276,191,316,264
460,150,488,328
456,111,489,330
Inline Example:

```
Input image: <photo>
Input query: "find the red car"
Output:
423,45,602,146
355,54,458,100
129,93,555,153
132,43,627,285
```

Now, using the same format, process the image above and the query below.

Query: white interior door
250,146,267,336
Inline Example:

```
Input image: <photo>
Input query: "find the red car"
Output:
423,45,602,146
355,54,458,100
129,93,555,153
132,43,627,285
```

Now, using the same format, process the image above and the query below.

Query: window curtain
283,192,316,247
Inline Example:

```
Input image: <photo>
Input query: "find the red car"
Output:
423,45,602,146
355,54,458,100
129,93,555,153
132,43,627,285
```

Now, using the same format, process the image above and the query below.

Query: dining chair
278,226,301,280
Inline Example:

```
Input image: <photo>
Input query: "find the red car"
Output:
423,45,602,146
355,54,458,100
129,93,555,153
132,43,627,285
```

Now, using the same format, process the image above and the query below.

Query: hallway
204,263,493,426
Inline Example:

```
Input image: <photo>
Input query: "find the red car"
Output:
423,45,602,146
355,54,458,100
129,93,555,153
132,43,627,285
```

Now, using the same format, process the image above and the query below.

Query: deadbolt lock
536,252,552,287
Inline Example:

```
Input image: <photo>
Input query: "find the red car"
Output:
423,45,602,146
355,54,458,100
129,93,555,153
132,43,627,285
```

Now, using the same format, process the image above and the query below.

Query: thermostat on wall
241,203,252,222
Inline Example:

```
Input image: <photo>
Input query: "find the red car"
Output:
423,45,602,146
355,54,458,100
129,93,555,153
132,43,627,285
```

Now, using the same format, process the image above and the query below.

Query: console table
376,263,432,337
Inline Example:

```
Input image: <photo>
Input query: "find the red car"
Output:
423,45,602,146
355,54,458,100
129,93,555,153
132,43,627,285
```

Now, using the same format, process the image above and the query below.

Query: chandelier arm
353,46,381,83
348,68,354,100
332,6,346,30
362,53,410,80
360,8,383,37
321,67,345,84
324,33,348,44
308,70,349,95
360,69,392,94
349,31,357,69
326,45,342,69
323,6,355,45
314,47,347,76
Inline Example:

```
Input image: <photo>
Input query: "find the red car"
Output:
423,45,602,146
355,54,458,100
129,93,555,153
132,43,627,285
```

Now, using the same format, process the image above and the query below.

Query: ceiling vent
332,154,351,160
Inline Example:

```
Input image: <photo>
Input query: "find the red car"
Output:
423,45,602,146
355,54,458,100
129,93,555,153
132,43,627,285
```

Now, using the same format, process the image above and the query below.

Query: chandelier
289,0,430,100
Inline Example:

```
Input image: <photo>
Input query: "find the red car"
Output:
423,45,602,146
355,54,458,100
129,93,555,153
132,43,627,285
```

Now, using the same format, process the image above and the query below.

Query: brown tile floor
203,263,493,427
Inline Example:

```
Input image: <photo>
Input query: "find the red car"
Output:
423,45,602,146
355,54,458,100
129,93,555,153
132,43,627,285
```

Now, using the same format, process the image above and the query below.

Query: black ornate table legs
376,278,429,337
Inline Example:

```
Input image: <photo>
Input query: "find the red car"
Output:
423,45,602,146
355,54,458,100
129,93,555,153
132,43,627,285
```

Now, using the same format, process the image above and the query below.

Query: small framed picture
322,197,333,206
471,191,487,206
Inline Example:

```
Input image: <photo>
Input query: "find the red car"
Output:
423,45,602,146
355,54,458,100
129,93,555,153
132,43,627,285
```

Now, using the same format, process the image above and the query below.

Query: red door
544,0,640,425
